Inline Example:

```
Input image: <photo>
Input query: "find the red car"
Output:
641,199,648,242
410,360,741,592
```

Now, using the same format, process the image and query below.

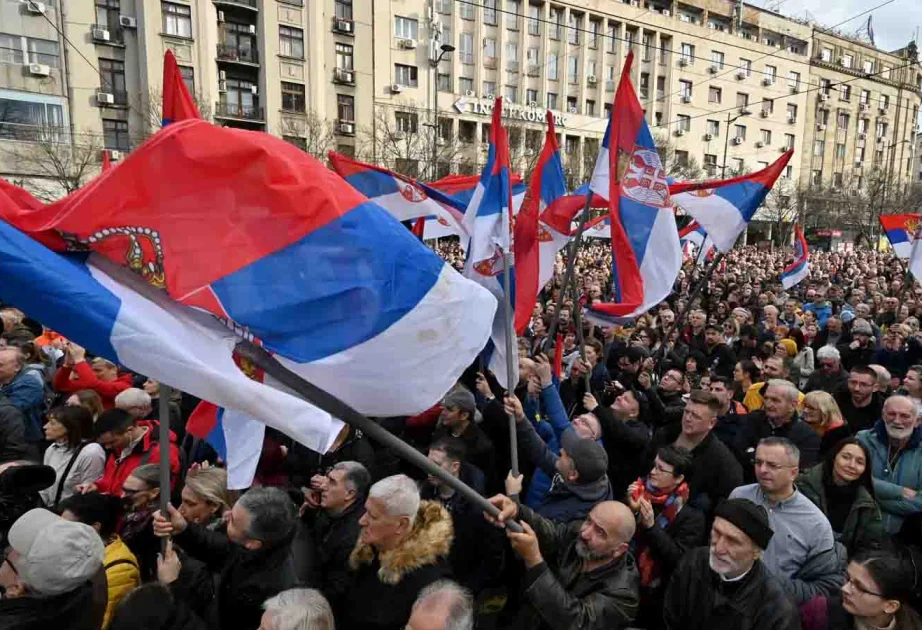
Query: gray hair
869,365,891,391
130,463,162,489
332,461,371,499
757,436,800,466
368,474,420,524
763,305,779,317
114,388,152,410
884,394,921,418
412,580,474,630
263,588,334,630
0,347,24,369
237,487,297,546
766,378,799,403
816,345,841,361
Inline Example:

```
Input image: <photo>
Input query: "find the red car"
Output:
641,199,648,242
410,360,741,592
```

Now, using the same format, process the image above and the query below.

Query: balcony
214,0,258,9
214,102,265,121
217,44,259,65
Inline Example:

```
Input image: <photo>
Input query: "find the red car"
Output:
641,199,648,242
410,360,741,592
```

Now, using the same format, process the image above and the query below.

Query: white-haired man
406,580,474,630
339,474,453,630
803,346,848,394
114,388,152,421
258,588,335,630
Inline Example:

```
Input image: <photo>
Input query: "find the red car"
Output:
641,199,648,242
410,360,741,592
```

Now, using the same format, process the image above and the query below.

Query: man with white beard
663,498,800,630
858,395,922,534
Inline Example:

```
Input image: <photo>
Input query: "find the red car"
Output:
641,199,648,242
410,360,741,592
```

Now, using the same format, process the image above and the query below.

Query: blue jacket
804,302,832,329
857,420,922,534
0,370,45,442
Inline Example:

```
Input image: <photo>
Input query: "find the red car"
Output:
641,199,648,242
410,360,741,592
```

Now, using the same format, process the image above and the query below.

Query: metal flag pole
501,249,519,482
545,192,595,348
569,272,591,393
233,339,523,532
158,385,172,552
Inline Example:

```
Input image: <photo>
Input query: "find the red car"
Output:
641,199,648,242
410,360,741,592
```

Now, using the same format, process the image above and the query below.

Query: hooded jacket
857,420,922,533
339,500,453,630
95,420,180,495
103,536,141,629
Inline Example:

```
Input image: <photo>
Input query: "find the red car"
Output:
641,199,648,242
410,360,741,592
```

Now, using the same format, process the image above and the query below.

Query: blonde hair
803,391,844,428
184,467,235,516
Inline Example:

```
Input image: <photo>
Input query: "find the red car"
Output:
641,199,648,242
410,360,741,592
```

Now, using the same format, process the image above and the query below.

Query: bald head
576,501,635,566
593,501,636,543
408,581,473,630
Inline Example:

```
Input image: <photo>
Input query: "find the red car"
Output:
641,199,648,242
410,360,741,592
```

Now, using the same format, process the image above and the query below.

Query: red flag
411,216,426,240
553,332,563,379
162,50,200,125
102,150,111,172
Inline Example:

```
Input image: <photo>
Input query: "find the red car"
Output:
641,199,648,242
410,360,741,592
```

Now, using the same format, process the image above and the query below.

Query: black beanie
714,498,774,550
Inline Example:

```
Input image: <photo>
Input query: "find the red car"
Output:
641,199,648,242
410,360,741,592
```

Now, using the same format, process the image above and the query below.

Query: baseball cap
8,508,104,595
561,429,609,483
441,386,476,417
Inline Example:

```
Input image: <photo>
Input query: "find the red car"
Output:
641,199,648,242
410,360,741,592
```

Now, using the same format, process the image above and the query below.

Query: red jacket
53,362,134,408
96,420,180,495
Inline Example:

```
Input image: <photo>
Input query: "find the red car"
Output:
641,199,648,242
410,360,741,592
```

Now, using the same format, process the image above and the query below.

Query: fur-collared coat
338,500,454,630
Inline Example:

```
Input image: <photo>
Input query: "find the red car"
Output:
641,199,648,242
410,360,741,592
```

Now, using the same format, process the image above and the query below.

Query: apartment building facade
0,0,919,201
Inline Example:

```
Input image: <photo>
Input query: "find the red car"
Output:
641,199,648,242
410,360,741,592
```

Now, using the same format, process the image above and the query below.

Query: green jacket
797,463,883,554
857,421,922,534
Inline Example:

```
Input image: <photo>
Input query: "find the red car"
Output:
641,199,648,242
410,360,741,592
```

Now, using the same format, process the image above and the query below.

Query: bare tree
654,133,704,180
1,128,102,202
760,176,803,245
278,111,337,163
141,87,213,139
506,121,543,180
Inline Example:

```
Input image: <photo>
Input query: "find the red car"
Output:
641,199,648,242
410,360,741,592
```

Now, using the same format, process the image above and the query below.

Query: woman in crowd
789,328,815,390
802,391,851,459
66,389,105,420
118,463,165,581
179,466,236,530
797,438,882,556
722,318,740,346
732,360,760,403
40,405,106,509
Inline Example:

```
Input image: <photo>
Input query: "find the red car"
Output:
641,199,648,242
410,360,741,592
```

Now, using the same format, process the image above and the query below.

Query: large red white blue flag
781,224,810,289
0,121,496,485
161,50,200,125
587,52,681,318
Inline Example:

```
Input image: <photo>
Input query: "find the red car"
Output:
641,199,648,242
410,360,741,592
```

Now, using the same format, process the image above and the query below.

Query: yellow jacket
103,536,141,629
743,381,805,413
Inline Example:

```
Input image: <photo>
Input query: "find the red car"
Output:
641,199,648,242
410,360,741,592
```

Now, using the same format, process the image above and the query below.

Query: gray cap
561,429,609,483
441,386,476,417
852,318,873,336
9,508,104,595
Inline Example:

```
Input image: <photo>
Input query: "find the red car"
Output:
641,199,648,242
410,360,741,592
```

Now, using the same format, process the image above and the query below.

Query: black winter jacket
282,426,377,489
0,398,28,463
0,571,107,630
302,499,364,607
594,405,652,498
733,411,820,482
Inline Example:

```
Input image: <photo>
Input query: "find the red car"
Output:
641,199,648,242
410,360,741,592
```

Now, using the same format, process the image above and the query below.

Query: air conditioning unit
790,85,799,93
217,11,225,22
681,95,691,103
630,1,639,6
248,24,257,34
858,132,867,140
837,57,845,65
708,65,719,74
528,101,537,107
740,107,751,115
819,94,829,102
27,1,46,14
399,39,418,49
108,150,124,161
28,63,50,76
249,85,258,94
96,91,115,105
787,116,796,124
568,106,577,114
464,90,475,97
704,133,714,141
877,136,885,144
338,121,355,134
736,71,747,80
860,102,869,110
733,137,744,145
760,109,770,118
119,15,137,29
756,141,764,148
675,129,685,137
879,107,888,114
484,93,495,100
817,123,826,131
335,19,353,33
678,57,689,67
663,9,670,16
587,75,597,84
762,77,774,86
391,83,404,93
92,27,110,42
780,145,788,152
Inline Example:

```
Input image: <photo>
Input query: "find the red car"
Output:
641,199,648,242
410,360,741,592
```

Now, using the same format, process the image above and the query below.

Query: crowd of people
2,241,922,630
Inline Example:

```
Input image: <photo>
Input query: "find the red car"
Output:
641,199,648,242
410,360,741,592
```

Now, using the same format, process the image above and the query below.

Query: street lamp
721,110,748,177
430,43,455,180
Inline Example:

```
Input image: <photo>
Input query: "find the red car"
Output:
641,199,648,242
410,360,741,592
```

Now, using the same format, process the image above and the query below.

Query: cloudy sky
757,0,918,52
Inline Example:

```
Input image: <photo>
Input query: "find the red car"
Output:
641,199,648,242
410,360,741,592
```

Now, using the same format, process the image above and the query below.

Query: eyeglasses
652,463,676,476
753,458,797,472
843,577,885,598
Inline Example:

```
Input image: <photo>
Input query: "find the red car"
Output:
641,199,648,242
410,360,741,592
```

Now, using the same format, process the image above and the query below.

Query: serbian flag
539,182,608,236
0,120,496,482
462,98,518,388
679,220,715,265
434,173,527,213
781,224,810,289
161,50,200,125
514,111,569,334
583,214,611,239
587,52,681,318
880,214,920,258
670,150,793,253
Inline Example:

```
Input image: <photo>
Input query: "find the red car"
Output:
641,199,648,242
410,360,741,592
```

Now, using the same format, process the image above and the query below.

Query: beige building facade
0,0,919,200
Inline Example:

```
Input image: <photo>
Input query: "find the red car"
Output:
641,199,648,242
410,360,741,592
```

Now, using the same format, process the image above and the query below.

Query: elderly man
0,346,45,447
663,498,800,630
406,581,474,630
834,365,883,434
813,316,847,351
340,474,452,630
114,388,152,420
258,588,335,630
734,379,819,481
486,493,640,630
153,486,300,630
730,438,844,604
857,395,922,533
804,345,849,394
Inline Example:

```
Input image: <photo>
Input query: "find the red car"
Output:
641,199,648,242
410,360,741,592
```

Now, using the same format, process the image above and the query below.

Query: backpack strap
52,441,89,508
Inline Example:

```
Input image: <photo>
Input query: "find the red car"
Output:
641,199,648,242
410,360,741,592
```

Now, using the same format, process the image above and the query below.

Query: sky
760,0,918,52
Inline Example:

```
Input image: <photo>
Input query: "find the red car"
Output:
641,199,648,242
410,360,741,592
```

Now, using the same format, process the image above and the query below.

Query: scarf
634,479,689,588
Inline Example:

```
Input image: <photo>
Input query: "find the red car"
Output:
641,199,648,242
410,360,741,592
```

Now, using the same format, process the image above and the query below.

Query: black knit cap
714,498,774,550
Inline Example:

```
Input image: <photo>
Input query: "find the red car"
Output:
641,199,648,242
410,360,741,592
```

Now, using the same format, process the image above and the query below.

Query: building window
786,103,797,120
607,23,617,53
680,43,694,63
526,88,538,104
337,94,354,122
677,115,691,131
394,64,418,87
706,120,719,136
788,71,800,89
98,58,126,104
565,136,579,155
734,125,746,140
459,120,476,142
394,16,418,40
162,2,192,39
739,58,752,76
837,112,850,128
567,56,578,84
679,80,692,98
335,43,354,70
639,72,649,99
589,20,600,49
811,170,821,186
284,136,307,151
436,0,452,14
586,99,596,116
460,0,473,20
820,47,832,62
0,34,24,65
335,0,353,19
736,92,749,108
0,95,65,141
642,33,653,61
832,172,843,187
568,13,580,45
459,33,473,64
863,58,875,74
764,65,776,82
860,89,870,105
549,8,562,40
395,111,418,133
483,0,497,25
95,0,121,35
220,78,259,117
505,85,518,102
103,119,129,150
483,37,496,59
840,85,851,101
438,73,451,91
731,158,744,173
587,59,596,79
547,92,558,110
879,94,889,110
784,165,793,178
566,96,577,112
439,119,453,141
876,121,887,138
858,118,868,134
604,102,612,117
762,98,774,114
813,140,824,156
704,154,717,174
835,143,845,159
841,54,853,69
459,77,473,93
708,86,721,104
180,66,194,94
760,129,771,145
280,82,305,112
547,53,558,80
481,124,491,143
654,111,663,126
528,5,540,34
505,41,518,65
279,26,304,59
675,150,689,167
506,0,519,28
483,80,496,96
710,50,724,69
19,37,60,68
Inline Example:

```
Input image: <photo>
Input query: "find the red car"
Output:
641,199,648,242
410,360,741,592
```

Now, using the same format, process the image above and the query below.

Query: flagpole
545,192,594,349
570,272,592,393
158,385,172,553
233,339,524,532
501,249,520,482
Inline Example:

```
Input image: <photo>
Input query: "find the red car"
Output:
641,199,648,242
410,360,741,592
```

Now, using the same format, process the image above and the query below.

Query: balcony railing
214,102,265,121
217,44,259,64
213,0,258,9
